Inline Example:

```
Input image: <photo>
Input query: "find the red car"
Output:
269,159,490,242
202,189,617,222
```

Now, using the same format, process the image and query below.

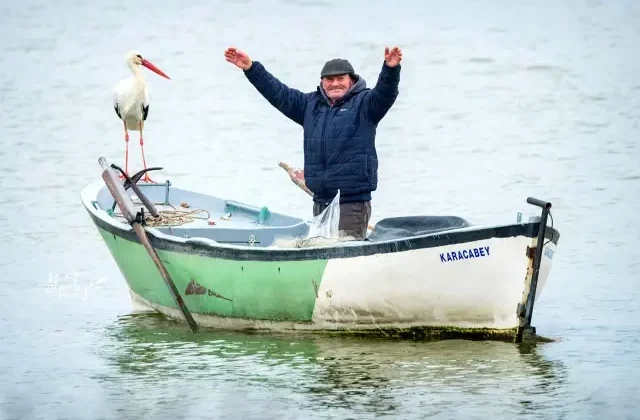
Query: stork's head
125,50,171,80
126,50,144,66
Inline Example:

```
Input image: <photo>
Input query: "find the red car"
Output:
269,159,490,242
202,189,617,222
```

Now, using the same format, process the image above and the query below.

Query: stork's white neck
127,61,145,81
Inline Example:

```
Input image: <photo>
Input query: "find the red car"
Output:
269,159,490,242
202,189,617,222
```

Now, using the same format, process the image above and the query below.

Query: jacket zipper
320,102,333,196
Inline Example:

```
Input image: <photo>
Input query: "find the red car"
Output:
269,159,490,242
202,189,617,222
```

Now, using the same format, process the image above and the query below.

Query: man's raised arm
225,47,308,126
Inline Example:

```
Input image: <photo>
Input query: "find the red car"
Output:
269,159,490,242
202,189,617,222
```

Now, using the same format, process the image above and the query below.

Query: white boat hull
314,236,556,329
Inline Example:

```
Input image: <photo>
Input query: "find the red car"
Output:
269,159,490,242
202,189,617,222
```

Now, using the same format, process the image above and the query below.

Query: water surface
1,0,639,418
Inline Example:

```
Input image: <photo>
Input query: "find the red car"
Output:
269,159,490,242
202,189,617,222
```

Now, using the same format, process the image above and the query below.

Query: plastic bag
305,190,341,240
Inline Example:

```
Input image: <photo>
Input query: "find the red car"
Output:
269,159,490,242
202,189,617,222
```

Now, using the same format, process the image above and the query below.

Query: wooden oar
277,161,375,232
98,157,199,333
278,162,312,196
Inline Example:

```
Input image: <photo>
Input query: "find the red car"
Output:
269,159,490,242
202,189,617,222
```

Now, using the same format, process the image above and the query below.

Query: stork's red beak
141,59,171,80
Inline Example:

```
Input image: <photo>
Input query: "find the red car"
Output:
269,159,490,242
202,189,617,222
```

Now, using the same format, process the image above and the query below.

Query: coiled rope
112,201,211,227
144,208,211,227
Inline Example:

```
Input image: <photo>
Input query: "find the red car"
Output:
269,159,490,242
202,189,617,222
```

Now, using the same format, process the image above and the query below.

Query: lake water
1,0,639,418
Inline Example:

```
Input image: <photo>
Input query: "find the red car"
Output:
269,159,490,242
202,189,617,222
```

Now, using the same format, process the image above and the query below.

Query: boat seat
367,216,472,242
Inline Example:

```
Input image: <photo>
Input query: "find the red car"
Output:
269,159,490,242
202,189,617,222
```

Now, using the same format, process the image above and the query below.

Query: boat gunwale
81,180,560,262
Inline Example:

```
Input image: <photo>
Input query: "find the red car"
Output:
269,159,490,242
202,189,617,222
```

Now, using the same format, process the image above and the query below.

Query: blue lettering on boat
440,246,490,262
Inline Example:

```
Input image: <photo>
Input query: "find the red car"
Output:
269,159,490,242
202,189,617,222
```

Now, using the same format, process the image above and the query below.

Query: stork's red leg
120,121,129,180
139,121,156,183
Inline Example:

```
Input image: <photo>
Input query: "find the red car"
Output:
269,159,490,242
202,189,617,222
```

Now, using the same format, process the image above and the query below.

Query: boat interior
89,181,474,248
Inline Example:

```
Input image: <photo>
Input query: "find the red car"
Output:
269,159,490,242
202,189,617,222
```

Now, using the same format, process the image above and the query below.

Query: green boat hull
98,227,328,323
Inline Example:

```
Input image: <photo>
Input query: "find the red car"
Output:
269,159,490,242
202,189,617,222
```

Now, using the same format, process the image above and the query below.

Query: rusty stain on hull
185,278,232,302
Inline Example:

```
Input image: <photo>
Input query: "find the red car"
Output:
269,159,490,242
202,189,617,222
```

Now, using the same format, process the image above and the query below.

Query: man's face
321,74,353,102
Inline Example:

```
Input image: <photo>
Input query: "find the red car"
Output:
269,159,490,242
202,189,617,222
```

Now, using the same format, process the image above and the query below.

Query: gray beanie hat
320,58,355,78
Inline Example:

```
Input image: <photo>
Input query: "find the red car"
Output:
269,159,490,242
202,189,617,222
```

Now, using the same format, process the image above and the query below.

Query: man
224,45,402,240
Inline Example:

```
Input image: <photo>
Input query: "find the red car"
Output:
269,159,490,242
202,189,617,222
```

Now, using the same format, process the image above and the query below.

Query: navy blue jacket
243,60,401,203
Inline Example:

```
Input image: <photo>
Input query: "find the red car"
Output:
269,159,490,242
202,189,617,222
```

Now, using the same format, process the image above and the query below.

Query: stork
113,50,170,183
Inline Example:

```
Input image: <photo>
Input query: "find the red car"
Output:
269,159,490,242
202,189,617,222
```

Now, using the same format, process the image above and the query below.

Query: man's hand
384,46,403,67
224,47,253,70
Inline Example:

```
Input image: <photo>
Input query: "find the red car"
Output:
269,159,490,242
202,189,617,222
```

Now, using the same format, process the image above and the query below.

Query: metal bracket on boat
164,180,171,205
515,197,552,343
133,207,146,226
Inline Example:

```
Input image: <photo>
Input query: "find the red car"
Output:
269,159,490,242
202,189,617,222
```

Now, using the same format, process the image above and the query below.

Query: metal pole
516,197,551,342
98,157,199,333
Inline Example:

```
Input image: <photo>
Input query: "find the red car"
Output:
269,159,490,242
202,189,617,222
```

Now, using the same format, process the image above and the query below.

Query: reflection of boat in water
101,313,567,416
